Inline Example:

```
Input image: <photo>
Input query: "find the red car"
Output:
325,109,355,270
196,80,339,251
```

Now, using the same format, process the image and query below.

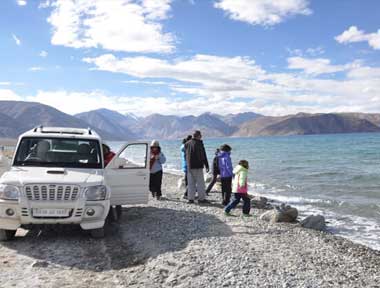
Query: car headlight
84,185,107,201
0,184,20,200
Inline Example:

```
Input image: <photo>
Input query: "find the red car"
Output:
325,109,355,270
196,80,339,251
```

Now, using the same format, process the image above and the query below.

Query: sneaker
224,211,232,216
156,196,161,201
242,213,252,217
188,200,195,204
198,199,210,204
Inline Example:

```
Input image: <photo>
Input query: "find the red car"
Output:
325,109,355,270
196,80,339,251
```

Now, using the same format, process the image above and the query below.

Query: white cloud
0,82,24,86
287,46,325,57
17,90,253,116
305,46,325,56
347,66,380,79
0,89,23,101
83,54,265,86
29,66,44,71
12,34,21,46
82,53,380,116
38,0,51,8
16,0,27,6
214,0,312,26
47,0,174,53
287,57,347,75
123,80,171,85
336,26,380,50
39,50,48,57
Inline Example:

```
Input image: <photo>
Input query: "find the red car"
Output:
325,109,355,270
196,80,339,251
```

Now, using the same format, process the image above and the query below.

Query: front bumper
0,199,110,230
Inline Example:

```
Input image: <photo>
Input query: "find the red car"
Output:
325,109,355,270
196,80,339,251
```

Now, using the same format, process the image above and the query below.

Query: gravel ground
1,173,380,288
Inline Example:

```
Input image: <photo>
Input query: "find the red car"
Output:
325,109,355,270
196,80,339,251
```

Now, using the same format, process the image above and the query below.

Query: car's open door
105,142,149,205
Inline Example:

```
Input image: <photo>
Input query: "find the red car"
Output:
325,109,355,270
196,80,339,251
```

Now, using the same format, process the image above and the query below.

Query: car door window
117,143,148,169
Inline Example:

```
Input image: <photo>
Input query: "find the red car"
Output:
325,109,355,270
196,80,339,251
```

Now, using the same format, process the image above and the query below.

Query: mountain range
0,100,380,140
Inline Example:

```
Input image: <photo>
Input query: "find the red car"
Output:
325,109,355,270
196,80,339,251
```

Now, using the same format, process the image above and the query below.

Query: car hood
0,167,104,186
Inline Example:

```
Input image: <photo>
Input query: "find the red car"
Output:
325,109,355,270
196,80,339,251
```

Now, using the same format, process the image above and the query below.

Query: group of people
179,130,252,216
105,129,251,216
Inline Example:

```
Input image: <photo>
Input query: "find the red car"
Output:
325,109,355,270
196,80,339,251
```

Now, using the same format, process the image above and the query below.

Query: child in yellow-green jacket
224,160,251,216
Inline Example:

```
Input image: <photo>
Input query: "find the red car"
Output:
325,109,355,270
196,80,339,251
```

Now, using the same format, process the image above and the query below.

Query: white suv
0,127,150,240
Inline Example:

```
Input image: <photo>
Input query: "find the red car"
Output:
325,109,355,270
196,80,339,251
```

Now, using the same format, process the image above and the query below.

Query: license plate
32,208,70,217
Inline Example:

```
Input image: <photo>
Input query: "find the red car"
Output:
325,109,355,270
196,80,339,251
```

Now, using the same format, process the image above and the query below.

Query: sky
0,0,379,116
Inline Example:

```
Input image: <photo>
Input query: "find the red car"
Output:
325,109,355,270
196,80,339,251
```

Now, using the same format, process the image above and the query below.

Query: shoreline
0,172,379,287
165,170,380,252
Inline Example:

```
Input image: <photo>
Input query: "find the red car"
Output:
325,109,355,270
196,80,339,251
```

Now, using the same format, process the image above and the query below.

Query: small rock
300,215,326,231
31,261,49,268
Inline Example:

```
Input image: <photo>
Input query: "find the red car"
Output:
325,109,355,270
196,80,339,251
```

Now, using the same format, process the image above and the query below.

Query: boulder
259,204,298,223
259,210,275,222
251,196,269,209
300,215,326,231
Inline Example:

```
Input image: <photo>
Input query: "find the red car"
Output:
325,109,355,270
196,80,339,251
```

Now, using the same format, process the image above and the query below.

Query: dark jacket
212,155,220,176
185,139,209,170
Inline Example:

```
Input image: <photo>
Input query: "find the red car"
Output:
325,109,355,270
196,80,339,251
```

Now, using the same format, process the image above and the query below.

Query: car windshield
14,137,102,169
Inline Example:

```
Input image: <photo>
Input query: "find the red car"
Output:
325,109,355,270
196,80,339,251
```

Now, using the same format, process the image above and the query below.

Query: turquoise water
111,133,380,250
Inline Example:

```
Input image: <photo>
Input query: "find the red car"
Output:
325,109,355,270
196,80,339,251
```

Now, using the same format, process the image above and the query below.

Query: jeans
225,193,251,214
187,169,206,201
221,177,232,206
149,170,163,197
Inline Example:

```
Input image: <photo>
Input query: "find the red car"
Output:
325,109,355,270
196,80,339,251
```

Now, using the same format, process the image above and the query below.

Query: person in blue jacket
218,144,233,206
181,135,192,198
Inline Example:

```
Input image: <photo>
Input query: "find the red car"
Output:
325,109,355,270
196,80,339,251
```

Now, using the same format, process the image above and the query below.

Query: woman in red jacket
102,144,115,167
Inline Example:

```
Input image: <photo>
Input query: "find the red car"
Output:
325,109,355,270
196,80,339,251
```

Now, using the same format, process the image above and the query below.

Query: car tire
106,206,117,223
0,229,16,241
90,228,105,239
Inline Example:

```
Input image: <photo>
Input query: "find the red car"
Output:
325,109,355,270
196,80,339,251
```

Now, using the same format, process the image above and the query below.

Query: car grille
24,184,80,201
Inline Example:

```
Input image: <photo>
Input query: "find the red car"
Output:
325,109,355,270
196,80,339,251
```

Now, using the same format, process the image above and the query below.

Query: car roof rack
33,125,43,132
32,126,95,136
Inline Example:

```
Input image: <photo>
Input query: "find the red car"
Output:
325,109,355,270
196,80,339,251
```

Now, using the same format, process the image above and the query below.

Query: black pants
150,170,163,197
184,173,188,197
221,177,232,206
205,173,218,195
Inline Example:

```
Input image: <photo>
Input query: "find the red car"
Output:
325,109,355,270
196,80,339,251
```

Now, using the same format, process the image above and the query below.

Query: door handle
136,171,147,176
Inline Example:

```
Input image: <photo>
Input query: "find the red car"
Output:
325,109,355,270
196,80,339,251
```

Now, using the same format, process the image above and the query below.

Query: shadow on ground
2,206,233,272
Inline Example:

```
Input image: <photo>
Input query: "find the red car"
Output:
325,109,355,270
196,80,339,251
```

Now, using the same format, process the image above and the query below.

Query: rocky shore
1,173,379,287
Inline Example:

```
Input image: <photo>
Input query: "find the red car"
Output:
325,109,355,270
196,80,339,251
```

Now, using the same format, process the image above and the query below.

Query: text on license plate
32,208,70,217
